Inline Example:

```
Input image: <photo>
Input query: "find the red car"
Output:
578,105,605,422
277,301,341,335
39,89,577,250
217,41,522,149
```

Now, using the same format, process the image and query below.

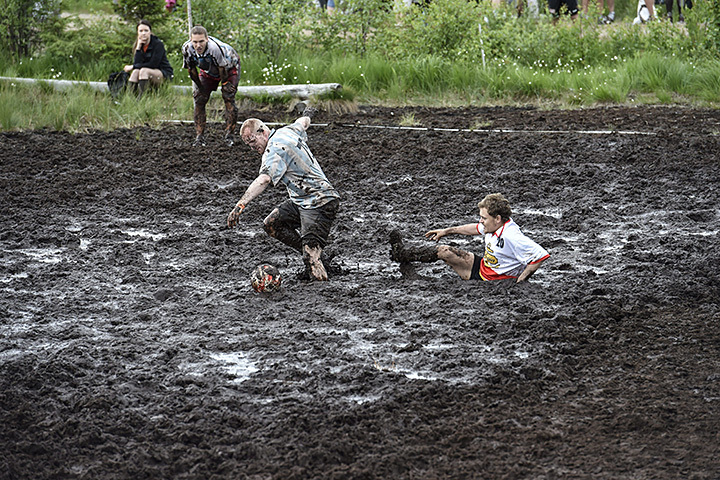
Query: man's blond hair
478,193,512,222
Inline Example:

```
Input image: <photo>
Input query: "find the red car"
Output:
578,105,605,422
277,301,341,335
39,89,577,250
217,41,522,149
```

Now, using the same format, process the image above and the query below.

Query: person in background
181,26,240,147
665,0,686,22
319,0,336,13
123,20,173,99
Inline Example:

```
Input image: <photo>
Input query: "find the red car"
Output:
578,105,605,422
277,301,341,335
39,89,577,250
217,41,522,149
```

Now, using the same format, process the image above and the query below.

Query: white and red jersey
477,219,549,281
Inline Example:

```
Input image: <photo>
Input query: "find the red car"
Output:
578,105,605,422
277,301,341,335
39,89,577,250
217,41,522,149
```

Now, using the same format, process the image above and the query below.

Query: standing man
181,26,240,147
227,113,341,281
390,193,549,283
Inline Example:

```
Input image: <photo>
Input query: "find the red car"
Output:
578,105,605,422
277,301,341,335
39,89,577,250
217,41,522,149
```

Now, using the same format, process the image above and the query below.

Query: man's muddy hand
425,229,446,241
227,204,245,228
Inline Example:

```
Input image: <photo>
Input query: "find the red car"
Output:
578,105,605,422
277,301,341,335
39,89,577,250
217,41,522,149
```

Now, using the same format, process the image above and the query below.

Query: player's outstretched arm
426,223,479,241
227,174,271,228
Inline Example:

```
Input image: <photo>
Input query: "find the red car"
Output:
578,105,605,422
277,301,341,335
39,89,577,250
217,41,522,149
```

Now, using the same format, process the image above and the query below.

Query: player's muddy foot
303,257,328,281
311,263,328,281
192,134,206,147
389,229,407,263
224,132,235,147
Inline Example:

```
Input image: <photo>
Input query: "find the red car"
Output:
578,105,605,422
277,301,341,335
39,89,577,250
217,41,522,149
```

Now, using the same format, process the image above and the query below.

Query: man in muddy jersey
390,193,549,282
182,25,240,147
226,114,341,281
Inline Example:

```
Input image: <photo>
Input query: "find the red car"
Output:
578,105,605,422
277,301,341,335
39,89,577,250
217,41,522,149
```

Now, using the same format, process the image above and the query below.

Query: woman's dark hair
132,19,153,52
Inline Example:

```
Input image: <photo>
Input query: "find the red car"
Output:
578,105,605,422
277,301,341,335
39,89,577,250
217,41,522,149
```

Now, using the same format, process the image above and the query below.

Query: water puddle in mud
180,351,259,384
121,229,167,242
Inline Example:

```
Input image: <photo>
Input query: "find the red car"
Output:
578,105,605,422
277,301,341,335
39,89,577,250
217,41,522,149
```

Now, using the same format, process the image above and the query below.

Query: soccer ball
250,264,282,293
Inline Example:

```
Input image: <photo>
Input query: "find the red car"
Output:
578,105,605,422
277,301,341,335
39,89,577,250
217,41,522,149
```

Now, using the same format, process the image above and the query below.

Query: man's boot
223,130,235,147
389,230,439,264
193,106,207,146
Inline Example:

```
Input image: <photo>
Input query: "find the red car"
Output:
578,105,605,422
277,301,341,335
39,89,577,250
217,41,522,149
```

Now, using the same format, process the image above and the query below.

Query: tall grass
3,49,720,131
0,82,194,132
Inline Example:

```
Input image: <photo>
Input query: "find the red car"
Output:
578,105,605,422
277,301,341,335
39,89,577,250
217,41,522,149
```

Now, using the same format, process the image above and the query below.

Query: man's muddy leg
303,244,327,281
264,209,302,252
437,245,475,280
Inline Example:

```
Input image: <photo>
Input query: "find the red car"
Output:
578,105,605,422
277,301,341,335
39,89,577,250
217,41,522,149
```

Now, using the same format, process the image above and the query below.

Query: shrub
0,0,64,58
113,0,166,24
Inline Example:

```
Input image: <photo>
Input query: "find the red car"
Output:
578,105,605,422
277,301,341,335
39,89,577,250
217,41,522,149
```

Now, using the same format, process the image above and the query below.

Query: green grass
0,81,195,132
4,50,720,132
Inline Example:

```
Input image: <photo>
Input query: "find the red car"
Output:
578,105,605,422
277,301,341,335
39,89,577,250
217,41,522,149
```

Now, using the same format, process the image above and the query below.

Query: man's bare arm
425,223,480,241
227,174,272,228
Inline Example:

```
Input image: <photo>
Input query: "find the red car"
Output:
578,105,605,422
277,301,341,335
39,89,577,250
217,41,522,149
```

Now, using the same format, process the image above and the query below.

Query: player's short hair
240,118,266,136
478,193,512,222
190,25,208,37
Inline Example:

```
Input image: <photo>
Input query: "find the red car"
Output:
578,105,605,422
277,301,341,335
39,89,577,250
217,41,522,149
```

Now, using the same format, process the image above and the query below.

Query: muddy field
1,105,719,479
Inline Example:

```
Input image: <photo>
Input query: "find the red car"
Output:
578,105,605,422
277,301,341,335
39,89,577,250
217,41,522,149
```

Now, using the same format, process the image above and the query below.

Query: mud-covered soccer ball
250,264,282,293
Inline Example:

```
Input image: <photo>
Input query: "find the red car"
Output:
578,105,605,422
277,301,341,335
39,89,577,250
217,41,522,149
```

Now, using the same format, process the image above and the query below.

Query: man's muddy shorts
470,253,484,280
276,198,339,249
548,0,579,16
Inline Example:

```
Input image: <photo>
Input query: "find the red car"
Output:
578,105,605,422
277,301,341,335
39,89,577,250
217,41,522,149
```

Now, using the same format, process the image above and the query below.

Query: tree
0,0,63,59
113,0,166,24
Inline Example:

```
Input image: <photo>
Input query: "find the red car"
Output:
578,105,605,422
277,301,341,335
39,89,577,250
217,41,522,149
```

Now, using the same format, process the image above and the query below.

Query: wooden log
0,77,342,99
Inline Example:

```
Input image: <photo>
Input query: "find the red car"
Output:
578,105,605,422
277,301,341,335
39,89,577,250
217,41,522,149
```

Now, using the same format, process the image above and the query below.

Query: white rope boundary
160,119,659,136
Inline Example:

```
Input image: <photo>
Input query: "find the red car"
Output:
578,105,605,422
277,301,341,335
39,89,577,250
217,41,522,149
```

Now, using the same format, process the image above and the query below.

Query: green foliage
325,0,395,56
187,0,314,58
113,0,165,24
689,61,720,102
181,0,237,39
383,0,482,60
0,0,64,58
694,0,720,54
62,0,113,13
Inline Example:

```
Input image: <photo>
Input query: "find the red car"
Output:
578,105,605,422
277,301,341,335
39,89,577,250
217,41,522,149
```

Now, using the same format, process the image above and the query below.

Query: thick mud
1,105,719,479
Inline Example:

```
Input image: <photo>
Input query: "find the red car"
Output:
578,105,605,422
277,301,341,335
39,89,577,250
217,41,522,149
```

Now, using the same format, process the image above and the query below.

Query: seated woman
123,20,174,98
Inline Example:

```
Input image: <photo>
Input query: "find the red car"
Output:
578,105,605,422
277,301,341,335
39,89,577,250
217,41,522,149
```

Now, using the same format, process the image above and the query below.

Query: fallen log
0,76,342,99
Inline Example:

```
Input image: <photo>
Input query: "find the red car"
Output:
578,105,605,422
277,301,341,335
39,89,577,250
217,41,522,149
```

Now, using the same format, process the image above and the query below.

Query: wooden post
187,0,193,38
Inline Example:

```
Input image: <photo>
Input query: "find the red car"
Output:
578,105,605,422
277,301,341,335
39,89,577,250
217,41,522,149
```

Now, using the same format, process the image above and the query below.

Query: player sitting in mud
390,193,549,283
227,112,341,281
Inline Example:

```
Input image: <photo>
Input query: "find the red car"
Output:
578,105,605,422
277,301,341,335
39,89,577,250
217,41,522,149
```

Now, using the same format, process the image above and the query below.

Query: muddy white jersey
259,122,340,209
476,219,549,280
